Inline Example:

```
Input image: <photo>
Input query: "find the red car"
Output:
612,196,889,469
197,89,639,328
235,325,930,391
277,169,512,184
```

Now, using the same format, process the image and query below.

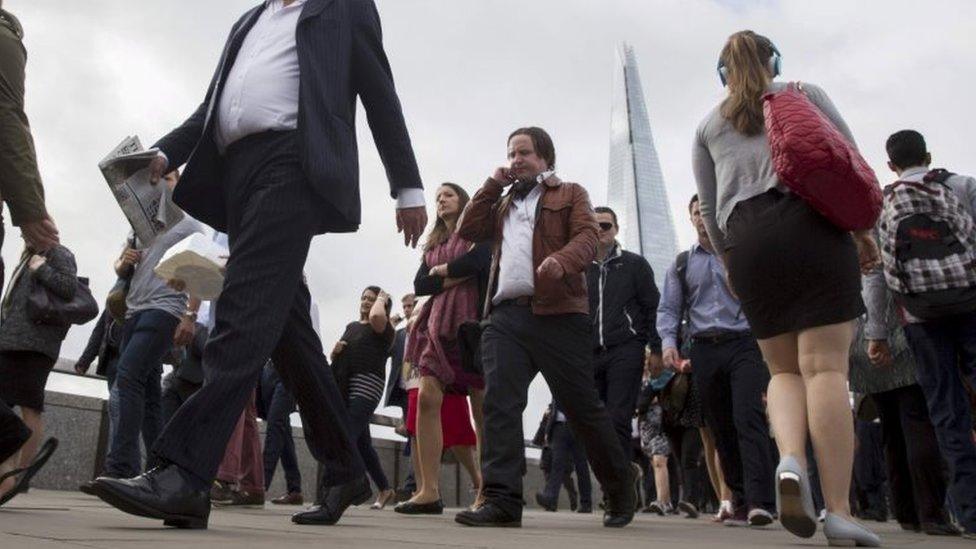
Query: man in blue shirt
656,194,775,527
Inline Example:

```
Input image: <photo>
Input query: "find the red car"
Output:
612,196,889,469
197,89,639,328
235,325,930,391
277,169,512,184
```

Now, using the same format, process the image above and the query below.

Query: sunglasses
598,222,615,231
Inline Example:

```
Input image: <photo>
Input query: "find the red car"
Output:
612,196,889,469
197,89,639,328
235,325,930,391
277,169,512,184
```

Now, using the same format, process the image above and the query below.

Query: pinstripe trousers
152,131,363,488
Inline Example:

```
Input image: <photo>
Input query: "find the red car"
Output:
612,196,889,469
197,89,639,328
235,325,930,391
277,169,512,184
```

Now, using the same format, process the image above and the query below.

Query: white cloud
7,0,975,431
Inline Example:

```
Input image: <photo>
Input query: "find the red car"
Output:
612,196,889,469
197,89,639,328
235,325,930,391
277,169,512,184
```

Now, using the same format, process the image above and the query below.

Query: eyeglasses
598,222,615,231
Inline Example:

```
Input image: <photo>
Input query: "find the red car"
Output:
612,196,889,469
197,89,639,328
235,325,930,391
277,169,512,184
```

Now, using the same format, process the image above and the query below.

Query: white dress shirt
492,183,544,304
209,0,424,209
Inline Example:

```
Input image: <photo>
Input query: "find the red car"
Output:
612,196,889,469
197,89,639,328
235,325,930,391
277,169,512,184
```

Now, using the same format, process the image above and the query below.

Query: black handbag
27,275,99,326
457,320,485,376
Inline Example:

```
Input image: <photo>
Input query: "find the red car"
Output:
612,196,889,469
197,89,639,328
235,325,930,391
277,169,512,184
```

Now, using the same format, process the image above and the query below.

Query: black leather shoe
602,466,637,528
292,476,371,525
79,480,96,495
535,492,557,512
922,522,961,536
455,501,521,527
91,465,210,529
393,499,444,515
577,505,593,514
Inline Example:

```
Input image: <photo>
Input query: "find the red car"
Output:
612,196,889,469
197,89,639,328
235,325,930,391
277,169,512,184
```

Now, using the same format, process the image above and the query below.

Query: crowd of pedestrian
0,2,974,548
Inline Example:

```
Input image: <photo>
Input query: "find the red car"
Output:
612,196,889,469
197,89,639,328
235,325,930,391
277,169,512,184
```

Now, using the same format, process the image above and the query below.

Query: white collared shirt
209,0,423,208
492,182,544,304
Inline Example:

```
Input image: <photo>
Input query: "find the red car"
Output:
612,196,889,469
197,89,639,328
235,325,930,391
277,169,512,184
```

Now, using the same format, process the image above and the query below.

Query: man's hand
429,263,448,277
74,361,90,376
867,339,893,368
166,278,187,292
536,256,565,280
120,248,142,269
853,230,881,274
397,206,427,249
148,153,168,185
645,352,664,377
662,347,681,370
173,317,196,347
492,167,514,186
21,216,60,253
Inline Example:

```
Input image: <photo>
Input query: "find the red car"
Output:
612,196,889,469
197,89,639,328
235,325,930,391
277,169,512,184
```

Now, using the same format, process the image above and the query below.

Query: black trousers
480,304,631,517
593,340,645,460
873,384,948,525
153,131,361,488
690,335,775,511
0,225,28,463
853,420,888,517
542,421,592,508
665,425,704,506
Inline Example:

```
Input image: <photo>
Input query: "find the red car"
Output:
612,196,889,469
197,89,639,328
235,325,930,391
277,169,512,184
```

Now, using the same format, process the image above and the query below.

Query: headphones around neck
717,38,782,87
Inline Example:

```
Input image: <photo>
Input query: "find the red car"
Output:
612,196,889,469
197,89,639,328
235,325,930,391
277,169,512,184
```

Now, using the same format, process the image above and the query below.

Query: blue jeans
904,311,976,532
104,309,178,478
542,420,592,508
260,364,302,494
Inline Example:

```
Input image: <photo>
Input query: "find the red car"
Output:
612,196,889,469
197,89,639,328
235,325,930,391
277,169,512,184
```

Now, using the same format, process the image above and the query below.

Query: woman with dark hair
395,183,490,514
693,31,881,546
0,244,75,500
329,286,396,508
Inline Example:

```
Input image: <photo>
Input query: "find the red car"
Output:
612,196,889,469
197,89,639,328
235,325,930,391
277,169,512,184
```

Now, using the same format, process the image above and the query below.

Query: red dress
405,388,477,448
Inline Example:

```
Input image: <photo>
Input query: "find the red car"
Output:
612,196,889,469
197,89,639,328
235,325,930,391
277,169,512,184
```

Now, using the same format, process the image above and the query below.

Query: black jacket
414,242,491,318
76,309,123,377
156,0,422,234
586,244,662,353
382,327,408,409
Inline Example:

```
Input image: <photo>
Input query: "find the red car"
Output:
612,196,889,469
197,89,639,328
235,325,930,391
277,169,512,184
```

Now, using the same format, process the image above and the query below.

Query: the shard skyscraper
607,43,678,286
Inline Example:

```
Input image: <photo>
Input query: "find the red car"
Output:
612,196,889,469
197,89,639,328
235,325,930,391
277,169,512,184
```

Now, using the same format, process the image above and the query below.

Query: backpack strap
923,168,955,185
675,250,691,303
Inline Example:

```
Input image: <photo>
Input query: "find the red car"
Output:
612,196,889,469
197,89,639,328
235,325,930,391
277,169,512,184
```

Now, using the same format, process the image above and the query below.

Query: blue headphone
717,37,782,87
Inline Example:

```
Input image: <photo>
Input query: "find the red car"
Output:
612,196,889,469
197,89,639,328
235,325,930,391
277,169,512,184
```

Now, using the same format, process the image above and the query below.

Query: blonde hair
719,30,776,136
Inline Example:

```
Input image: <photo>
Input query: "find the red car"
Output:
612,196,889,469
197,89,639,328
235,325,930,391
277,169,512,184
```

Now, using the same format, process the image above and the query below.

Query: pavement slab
0,490,969,548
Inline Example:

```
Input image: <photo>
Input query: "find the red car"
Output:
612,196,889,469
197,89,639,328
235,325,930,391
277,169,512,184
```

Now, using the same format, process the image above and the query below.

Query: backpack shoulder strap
675,250,691,301
924,168,955,185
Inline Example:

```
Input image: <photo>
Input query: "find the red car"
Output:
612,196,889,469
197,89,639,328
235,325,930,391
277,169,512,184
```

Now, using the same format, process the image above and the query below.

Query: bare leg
17,408,43,471
758,332,809,471
0,452,18,497
409,376,444,504
797,321,856,518
652,455,671,504
450,444,483,507
408,436,420,497
467,389,485,506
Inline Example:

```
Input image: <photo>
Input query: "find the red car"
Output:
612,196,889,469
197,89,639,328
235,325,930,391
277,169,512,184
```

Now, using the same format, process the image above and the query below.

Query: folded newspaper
153,233,227,300
99,136,184,245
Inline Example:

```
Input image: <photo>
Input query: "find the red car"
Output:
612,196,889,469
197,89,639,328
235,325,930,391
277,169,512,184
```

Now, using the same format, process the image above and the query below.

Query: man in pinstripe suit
90,0,426,529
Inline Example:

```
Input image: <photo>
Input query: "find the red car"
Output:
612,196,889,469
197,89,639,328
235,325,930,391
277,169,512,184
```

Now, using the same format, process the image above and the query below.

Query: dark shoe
393,498,445,515
922,522,961,536
899,522,920,532
292,477,371,525
723,506,749,527
748,508,774,528
271,492,304,505
455,501,521,527
534,492,557,512
577,505,593,514
646,501,665,516
678,500,699,519
602,465,637,528
213,490,264,507
90,465,210,529
79,480,98,496
0,438,58,507
209,480,234,504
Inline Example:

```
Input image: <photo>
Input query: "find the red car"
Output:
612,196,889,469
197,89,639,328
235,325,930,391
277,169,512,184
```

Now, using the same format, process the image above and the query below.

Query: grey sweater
0,245,77,360
692,81,857,252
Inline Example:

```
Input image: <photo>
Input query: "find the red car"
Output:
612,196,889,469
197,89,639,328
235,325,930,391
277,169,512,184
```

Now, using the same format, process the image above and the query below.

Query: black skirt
724,189,865,340
0,350,56,411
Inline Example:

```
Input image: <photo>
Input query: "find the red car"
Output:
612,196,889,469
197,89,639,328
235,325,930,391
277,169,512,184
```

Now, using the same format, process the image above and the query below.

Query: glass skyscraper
607,43,679,286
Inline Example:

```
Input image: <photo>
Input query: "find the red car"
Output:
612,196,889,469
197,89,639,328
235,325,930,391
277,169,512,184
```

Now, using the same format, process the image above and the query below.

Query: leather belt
691,331,752,345
496,296,533,308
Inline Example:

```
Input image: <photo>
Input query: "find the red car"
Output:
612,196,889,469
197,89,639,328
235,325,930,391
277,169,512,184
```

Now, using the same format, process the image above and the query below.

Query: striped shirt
332,321,394,403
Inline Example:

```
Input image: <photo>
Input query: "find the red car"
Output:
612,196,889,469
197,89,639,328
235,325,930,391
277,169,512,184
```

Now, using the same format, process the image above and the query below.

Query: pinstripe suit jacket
155,0,423,234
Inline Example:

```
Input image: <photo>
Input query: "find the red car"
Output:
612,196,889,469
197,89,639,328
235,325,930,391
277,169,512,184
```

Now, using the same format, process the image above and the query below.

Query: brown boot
270,492,304,505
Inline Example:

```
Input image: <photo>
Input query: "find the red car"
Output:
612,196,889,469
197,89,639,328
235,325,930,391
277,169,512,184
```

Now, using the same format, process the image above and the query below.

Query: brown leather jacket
457,175,598,316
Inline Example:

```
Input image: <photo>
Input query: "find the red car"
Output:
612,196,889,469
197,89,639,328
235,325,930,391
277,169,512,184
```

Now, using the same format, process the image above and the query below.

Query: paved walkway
0,490,970,548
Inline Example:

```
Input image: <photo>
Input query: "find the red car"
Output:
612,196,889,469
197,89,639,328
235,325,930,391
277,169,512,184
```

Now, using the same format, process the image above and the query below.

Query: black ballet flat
394,499,444,515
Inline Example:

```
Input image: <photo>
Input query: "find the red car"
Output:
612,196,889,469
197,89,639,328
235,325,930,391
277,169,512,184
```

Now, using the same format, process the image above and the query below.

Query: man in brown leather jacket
454,127,636,528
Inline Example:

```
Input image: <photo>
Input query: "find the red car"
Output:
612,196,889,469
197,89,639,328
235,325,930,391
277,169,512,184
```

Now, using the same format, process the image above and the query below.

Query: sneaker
678,500,699,519
214,490,265,507
210,480,235,503
713,500,733,523
723,506,749,527
748,508,774,527
645,501,666,516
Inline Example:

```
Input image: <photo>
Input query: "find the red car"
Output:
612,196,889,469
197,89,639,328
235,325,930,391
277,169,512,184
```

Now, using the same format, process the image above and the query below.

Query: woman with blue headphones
693,31,882,547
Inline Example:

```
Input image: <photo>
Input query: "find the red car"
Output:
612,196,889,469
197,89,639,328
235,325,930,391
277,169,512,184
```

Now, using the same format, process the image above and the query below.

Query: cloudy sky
8,0,976,430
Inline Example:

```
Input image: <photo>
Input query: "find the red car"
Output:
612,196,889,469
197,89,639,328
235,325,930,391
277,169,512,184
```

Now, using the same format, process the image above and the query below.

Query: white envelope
154,233,227,300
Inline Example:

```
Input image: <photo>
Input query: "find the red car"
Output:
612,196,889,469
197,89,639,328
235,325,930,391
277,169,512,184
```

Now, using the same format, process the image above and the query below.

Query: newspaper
99,136,184,245
153,233,226,300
